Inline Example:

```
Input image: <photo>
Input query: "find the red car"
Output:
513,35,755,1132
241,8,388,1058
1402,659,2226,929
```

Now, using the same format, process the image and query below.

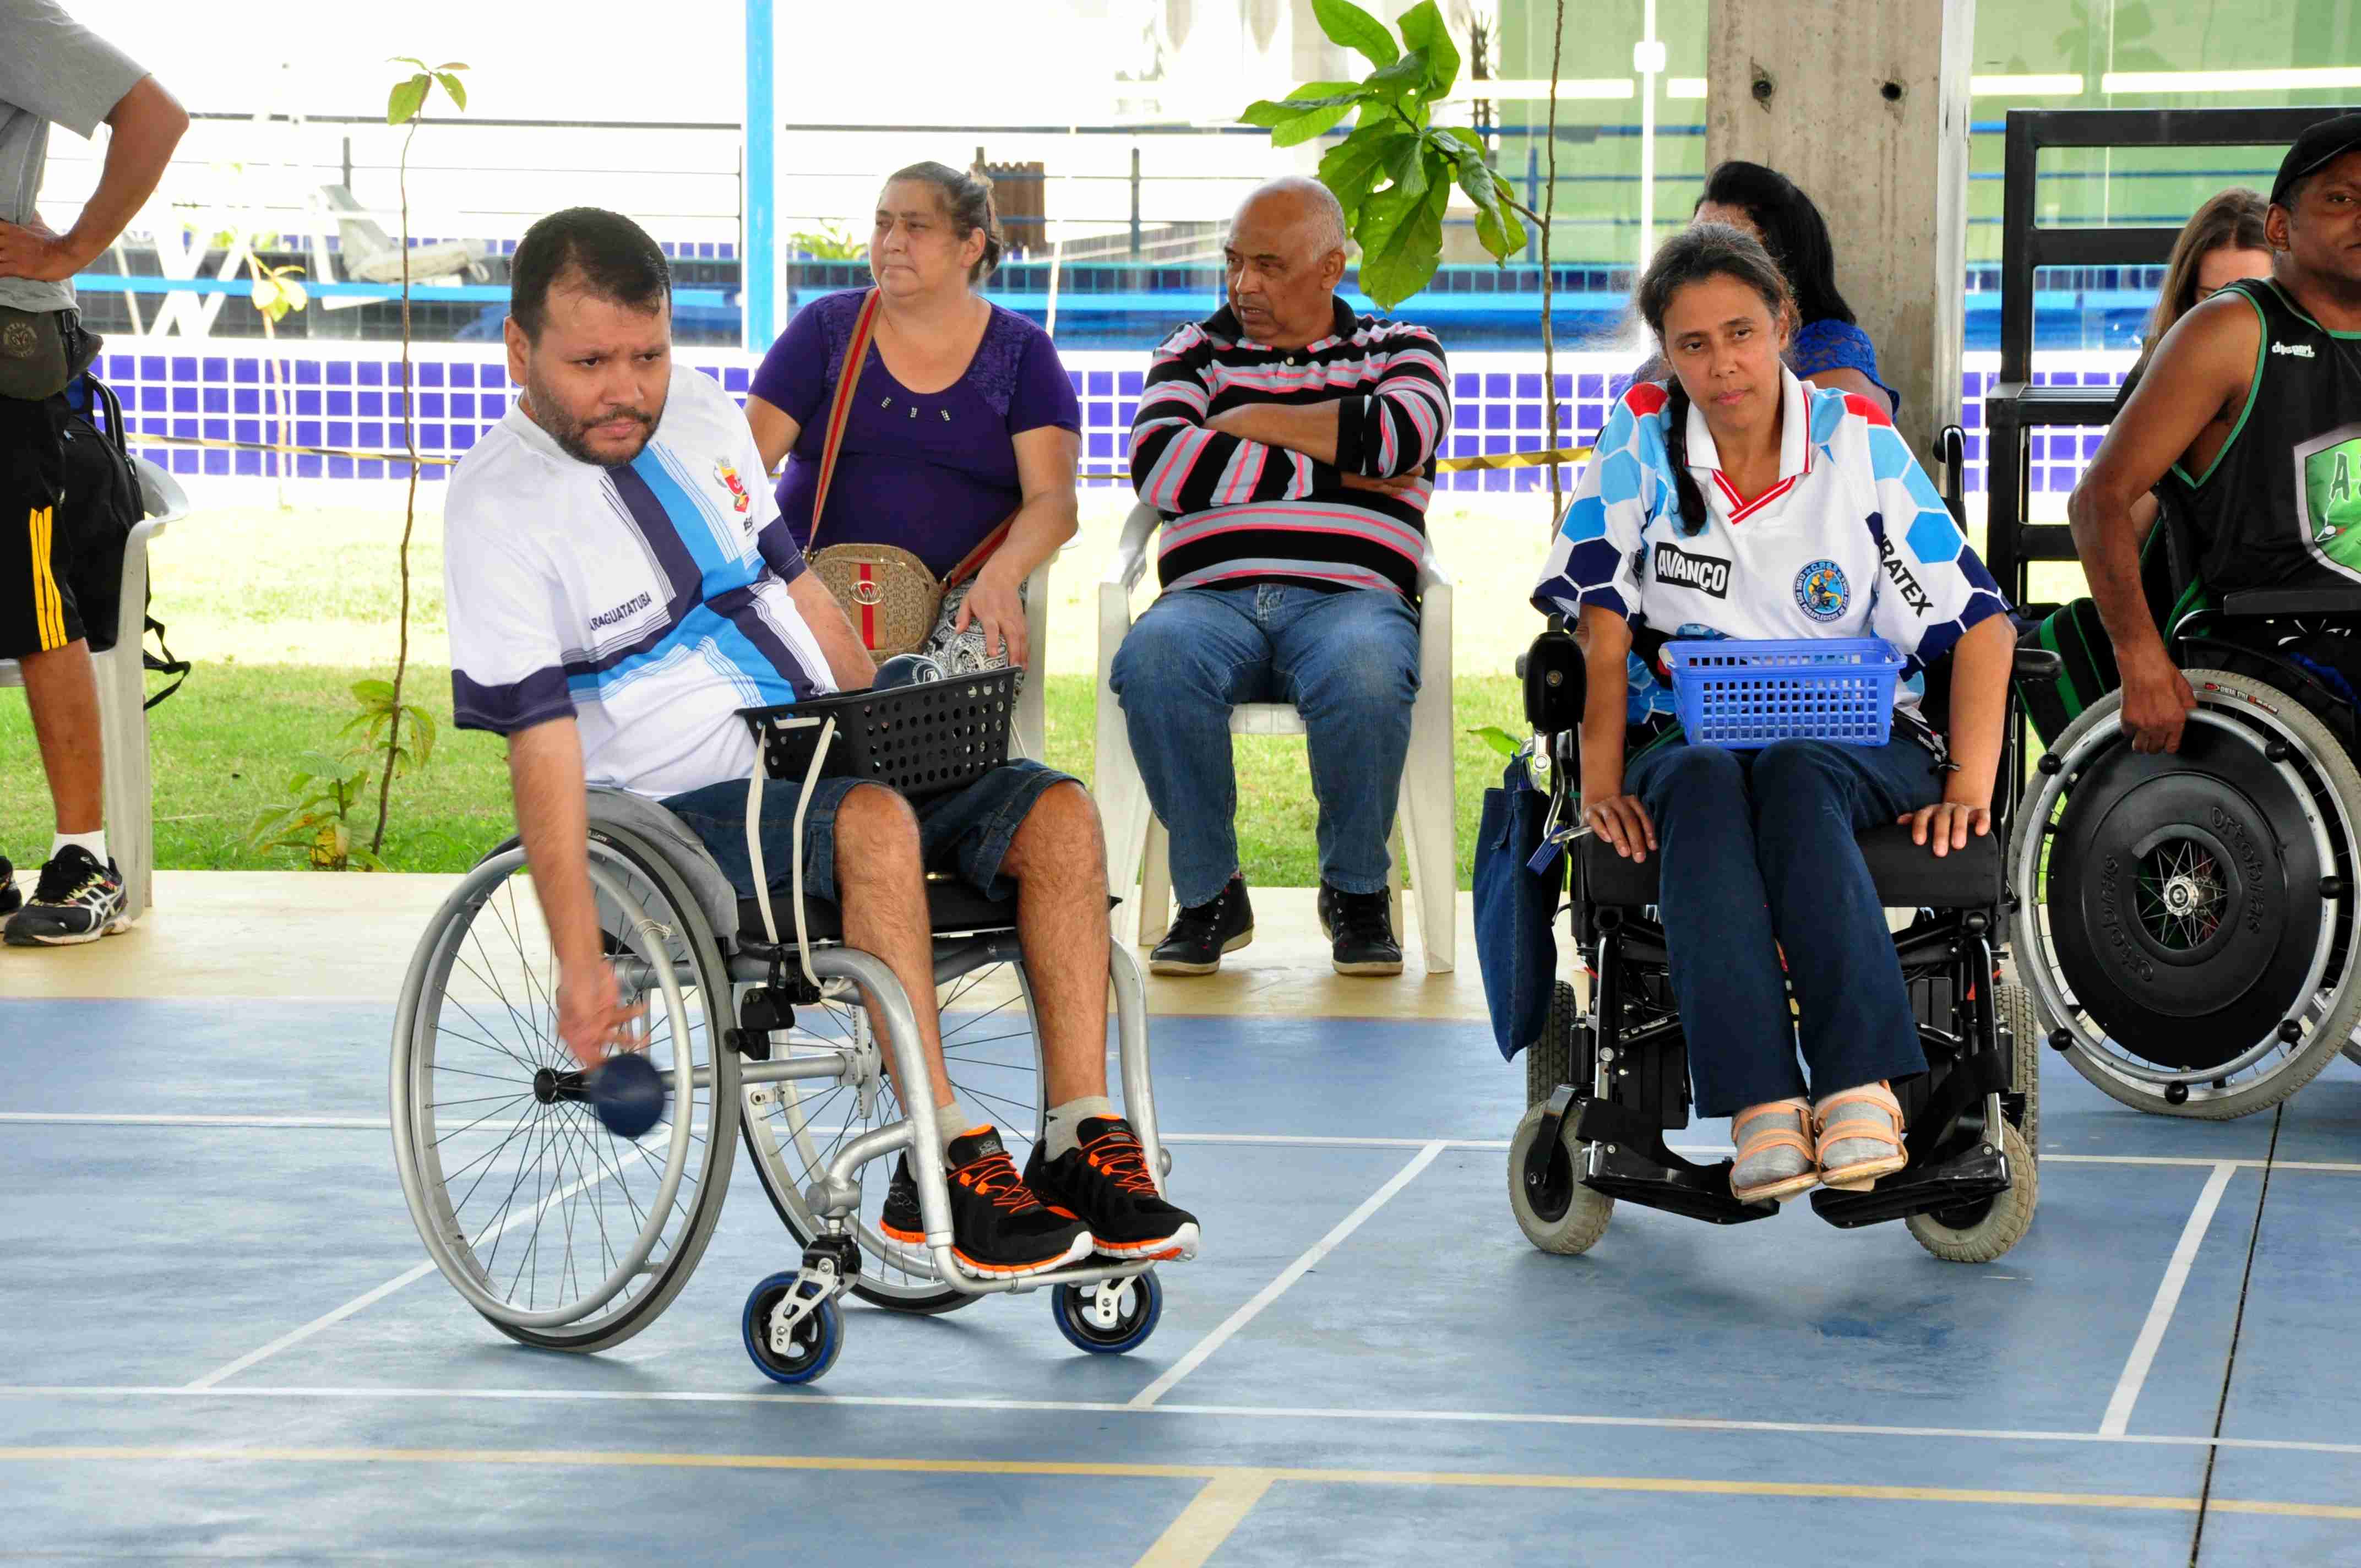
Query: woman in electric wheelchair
1530,224,2018,1213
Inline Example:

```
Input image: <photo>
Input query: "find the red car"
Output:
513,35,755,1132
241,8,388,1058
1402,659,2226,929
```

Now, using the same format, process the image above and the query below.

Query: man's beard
523,371,661,466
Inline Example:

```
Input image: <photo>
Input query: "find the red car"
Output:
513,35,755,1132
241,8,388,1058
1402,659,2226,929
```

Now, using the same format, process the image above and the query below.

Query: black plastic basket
739,668,1019,802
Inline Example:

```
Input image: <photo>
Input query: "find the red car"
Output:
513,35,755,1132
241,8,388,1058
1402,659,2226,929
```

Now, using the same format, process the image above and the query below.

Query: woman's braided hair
1634,222,1798,537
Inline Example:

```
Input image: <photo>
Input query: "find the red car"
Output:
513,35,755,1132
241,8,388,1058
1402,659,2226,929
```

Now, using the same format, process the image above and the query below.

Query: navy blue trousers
1624,736,1946,1115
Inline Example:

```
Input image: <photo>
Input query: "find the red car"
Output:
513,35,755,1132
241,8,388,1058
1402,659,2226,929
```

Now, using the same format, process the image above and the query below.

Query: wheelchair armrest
2221,586,2361,616
1524,629,1584,732
2012,646,2063,683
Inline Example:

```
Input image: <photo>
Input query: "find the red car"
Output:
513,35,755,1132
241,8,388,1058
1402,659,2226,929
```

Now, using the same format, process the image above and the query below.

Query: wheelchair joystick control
585,1051,667,1140
2164,1081,2191,1107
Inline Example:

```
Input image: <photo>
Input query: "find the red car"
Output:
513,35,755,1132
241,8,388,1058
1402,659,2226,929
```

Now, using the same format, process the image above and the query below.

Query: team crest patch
1793,559,1850,622
714,458,752,515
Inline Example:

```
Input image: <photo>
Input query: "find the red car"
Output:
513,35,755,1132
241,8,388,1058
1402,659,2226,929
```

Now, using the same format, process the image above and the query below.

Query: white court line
7,1114,2355,1174
2099,1162,2239,1439
184,1146,632,1391
7,1384,2361,1458
1129,1141,1447,1410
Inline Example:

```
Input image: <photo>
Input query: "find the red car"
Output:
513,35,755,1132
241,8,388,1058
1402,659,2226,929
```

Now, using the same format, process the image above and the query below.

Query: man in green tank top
2071,113,2361,755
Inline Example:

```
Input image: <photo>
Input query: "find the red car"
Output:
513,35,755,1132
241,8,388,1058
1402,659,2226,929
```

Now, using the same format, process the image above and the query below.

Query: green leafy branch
1238,0,1535,309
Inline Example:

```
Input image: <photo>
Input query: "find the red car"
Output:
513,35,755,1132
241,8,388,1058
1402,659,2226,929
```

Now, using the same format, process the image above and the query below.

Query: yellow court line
1135,1473,1278,1568
2,1447,2357,1522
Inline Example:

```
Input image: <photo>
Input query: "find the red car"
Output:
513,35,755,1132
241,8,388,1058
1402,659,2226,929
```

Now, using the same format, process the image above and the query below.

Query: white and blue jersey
445,361,835,799
1532,367,2009,723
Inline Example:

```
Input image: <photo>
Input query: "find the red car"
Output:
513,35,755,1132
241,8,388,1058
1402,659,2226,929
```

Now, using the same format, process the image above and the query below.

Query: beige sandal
1730,1098,1819,1204
1814,1081,1908,1191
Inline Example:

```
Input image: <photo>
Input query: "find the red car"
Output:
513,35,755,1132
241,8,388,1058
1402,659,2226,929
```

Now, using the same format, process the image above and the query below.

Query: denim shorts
661,759,1079,907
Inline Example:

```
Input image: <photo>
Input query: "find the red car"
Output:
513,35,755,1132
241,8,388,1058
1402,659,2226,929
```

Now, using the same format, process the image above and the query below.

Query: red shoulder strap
806,288,881,552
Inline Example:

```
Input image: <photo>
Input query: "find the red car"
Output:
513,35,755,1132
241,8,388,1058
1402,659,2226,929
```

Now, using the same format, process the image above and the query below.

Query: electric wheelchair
389,673,1177,1382
2008,500,2361,1120
1505,431,2043,1264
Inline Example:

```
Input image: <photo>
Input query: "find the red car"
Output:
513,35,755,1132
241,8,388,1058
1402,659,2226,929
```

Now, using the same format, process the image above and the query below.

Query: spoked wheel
2010,671,2361,1119
741,939,1148,1313
390,828,740,1351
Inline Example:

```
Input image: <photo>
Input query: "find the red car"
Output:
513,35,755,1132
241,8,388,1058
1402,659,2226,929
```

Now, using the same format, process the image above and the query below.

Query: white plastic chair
1095,502,1457,972
0,458,189,923
1011,552,1053,761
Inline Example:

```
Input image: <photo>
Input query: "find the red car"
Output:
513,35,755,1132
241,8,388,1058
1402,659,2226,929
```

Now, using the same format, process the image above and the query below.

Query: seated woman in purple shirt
744,161,1081,668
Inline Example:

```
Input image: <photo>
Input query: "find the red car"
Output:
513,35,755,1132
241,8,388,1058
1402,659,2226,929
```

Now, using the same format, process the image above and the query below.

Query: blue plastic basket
1663,638,1905,750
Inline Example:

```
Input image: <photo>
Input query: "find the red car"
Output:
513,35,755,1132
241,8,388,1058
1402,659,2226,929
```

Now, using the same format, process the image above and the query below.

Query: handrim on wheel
390,828,740,1351
2008,669,2361,1120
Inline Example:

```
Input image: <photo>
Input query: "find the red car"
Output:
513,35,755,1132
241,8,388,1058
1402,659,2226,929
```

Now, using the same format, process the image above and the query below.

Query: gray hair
1236,175,1348,259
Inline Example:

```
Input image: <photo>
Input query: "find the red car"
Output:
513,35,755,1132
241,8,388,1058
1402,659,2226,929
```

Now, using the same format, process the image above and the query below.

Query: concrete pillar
1705,0,1976,466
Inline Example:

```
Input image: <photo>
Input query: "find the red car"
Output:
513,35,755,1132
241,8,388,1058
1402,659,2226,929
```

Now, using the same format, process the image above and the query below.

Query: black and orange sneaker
1025,1117,1200,1261
882,1127,1092,1279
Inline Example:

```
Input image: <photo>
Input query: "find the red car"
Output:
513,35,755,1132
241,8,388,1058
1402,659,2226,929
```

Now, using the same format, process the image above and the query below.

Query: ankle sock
1045,1096,1116,1159
51,830,106,866
935,1098,975,1156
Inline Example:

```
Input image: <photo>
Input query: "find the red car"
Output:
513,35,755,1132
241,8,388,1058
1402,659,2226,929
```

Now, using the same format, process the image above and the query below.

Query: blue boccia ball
587,1051,667,1139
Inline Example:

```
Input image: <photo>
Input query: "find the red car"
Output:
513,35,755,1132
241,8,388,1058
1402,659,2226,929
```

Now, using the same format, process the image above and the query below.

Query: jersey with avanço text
1532,368,2010,722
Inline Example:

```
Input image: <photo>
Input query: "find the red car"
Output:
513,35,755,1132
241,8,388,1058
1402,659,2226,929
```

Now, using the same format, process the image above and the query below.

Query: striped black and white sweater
1128,299,1451,600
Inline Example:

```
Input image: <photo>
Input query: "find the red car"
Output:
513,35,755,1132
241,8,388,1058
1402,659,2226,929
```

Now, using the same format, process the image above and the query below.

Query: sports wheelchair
1504,628,2046,1265
389,674,1178,1383
2009,516,2361,1120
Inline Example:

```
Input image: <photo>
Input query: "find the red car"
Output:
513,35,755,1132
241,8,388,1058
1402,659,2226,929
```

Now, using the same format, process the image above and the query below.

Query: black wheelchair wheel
1525,981,1580,1107
2011,670,2361,1119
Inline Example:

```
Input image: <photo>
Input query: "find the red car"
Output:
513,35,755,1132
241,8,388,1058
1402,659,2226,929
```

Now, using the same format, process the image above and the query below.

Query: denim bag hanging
1474,753,1563,1061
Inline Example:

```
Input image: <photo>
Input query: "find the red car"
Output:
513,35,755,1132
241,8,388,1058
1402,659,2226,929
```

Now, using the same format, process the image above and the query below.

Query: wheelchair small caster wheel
1051,1271,1161,1354
743,1271,842,1385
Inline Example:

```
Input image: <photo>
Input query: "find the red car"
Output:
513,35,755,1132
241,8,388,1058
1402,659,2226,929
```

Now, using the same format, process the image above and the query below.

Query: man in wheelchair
1518,224,2028,1248
442,208,1197,1280
2021,116,2361,1117
2068,113,2361,756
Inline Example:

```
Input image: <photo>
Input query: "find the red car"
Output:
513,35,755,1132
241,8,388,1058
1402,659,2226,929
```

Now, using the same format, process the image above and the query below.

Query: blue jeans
663,759,1078,906
1624,736,1947,1116
1109,583,1420,910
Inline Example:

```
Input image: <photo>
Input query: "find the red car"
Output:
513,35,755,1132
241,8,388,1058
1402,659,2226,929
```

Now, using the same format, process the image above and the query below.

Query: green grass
0,663,1523,885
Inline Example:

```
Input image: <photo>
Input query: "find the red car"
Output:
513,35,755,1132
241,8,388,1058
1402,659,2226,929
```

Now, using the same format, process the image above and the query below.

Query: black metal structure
1983,105,2357,606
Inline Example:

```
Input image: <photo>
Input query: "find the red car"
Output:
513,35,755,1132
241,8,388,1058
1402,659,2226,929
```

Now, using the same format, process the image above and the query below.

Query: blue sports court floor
4,883,2359,1565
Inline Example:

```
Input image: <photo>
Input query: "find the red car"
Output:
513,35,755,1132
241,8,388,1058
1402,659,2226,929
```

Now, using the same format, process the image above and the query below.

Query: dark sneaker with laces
4,846,128,948
1150,874,1253,976
1319,880,1402,976
893,1126,1092,1279
0,856,19,919
1025,1116,1200,1261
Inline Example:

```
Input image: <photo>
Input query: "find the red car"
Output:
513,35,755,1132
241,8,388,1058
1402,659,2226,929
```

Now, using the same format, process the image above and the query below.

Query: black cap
2272,112,2361,208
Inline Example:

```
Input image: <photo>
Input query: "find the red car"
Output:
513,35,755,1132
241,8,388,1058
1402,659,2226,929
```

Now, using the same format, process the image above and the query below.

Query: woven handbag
805,289,1013,665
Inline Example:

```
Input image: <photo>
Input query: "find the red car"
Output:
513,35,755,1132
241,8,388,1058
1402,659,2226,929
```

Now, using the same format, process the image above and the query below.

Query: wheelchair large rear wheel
390,829,741,1351
2010,671,2361,1119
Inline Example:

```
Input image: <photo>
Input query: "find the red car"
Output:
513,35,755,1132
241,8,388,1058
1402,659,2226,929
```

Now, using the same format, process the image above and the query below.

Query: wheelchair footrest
1808,1140,2011,1229
1574,1099,1781,1226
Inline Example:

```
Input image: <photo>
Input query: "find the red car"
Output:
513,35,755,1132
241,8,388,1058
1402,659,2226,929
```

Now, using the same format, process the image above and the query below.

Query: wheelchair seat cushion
1583,820,2001,911
737,876,1019,944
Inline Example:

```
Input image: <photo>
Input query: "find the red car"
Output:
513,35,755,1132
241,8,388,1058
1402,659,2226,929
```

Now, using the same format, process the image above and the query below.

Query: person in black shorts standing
2070,114,2361,758
0,1,185,943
